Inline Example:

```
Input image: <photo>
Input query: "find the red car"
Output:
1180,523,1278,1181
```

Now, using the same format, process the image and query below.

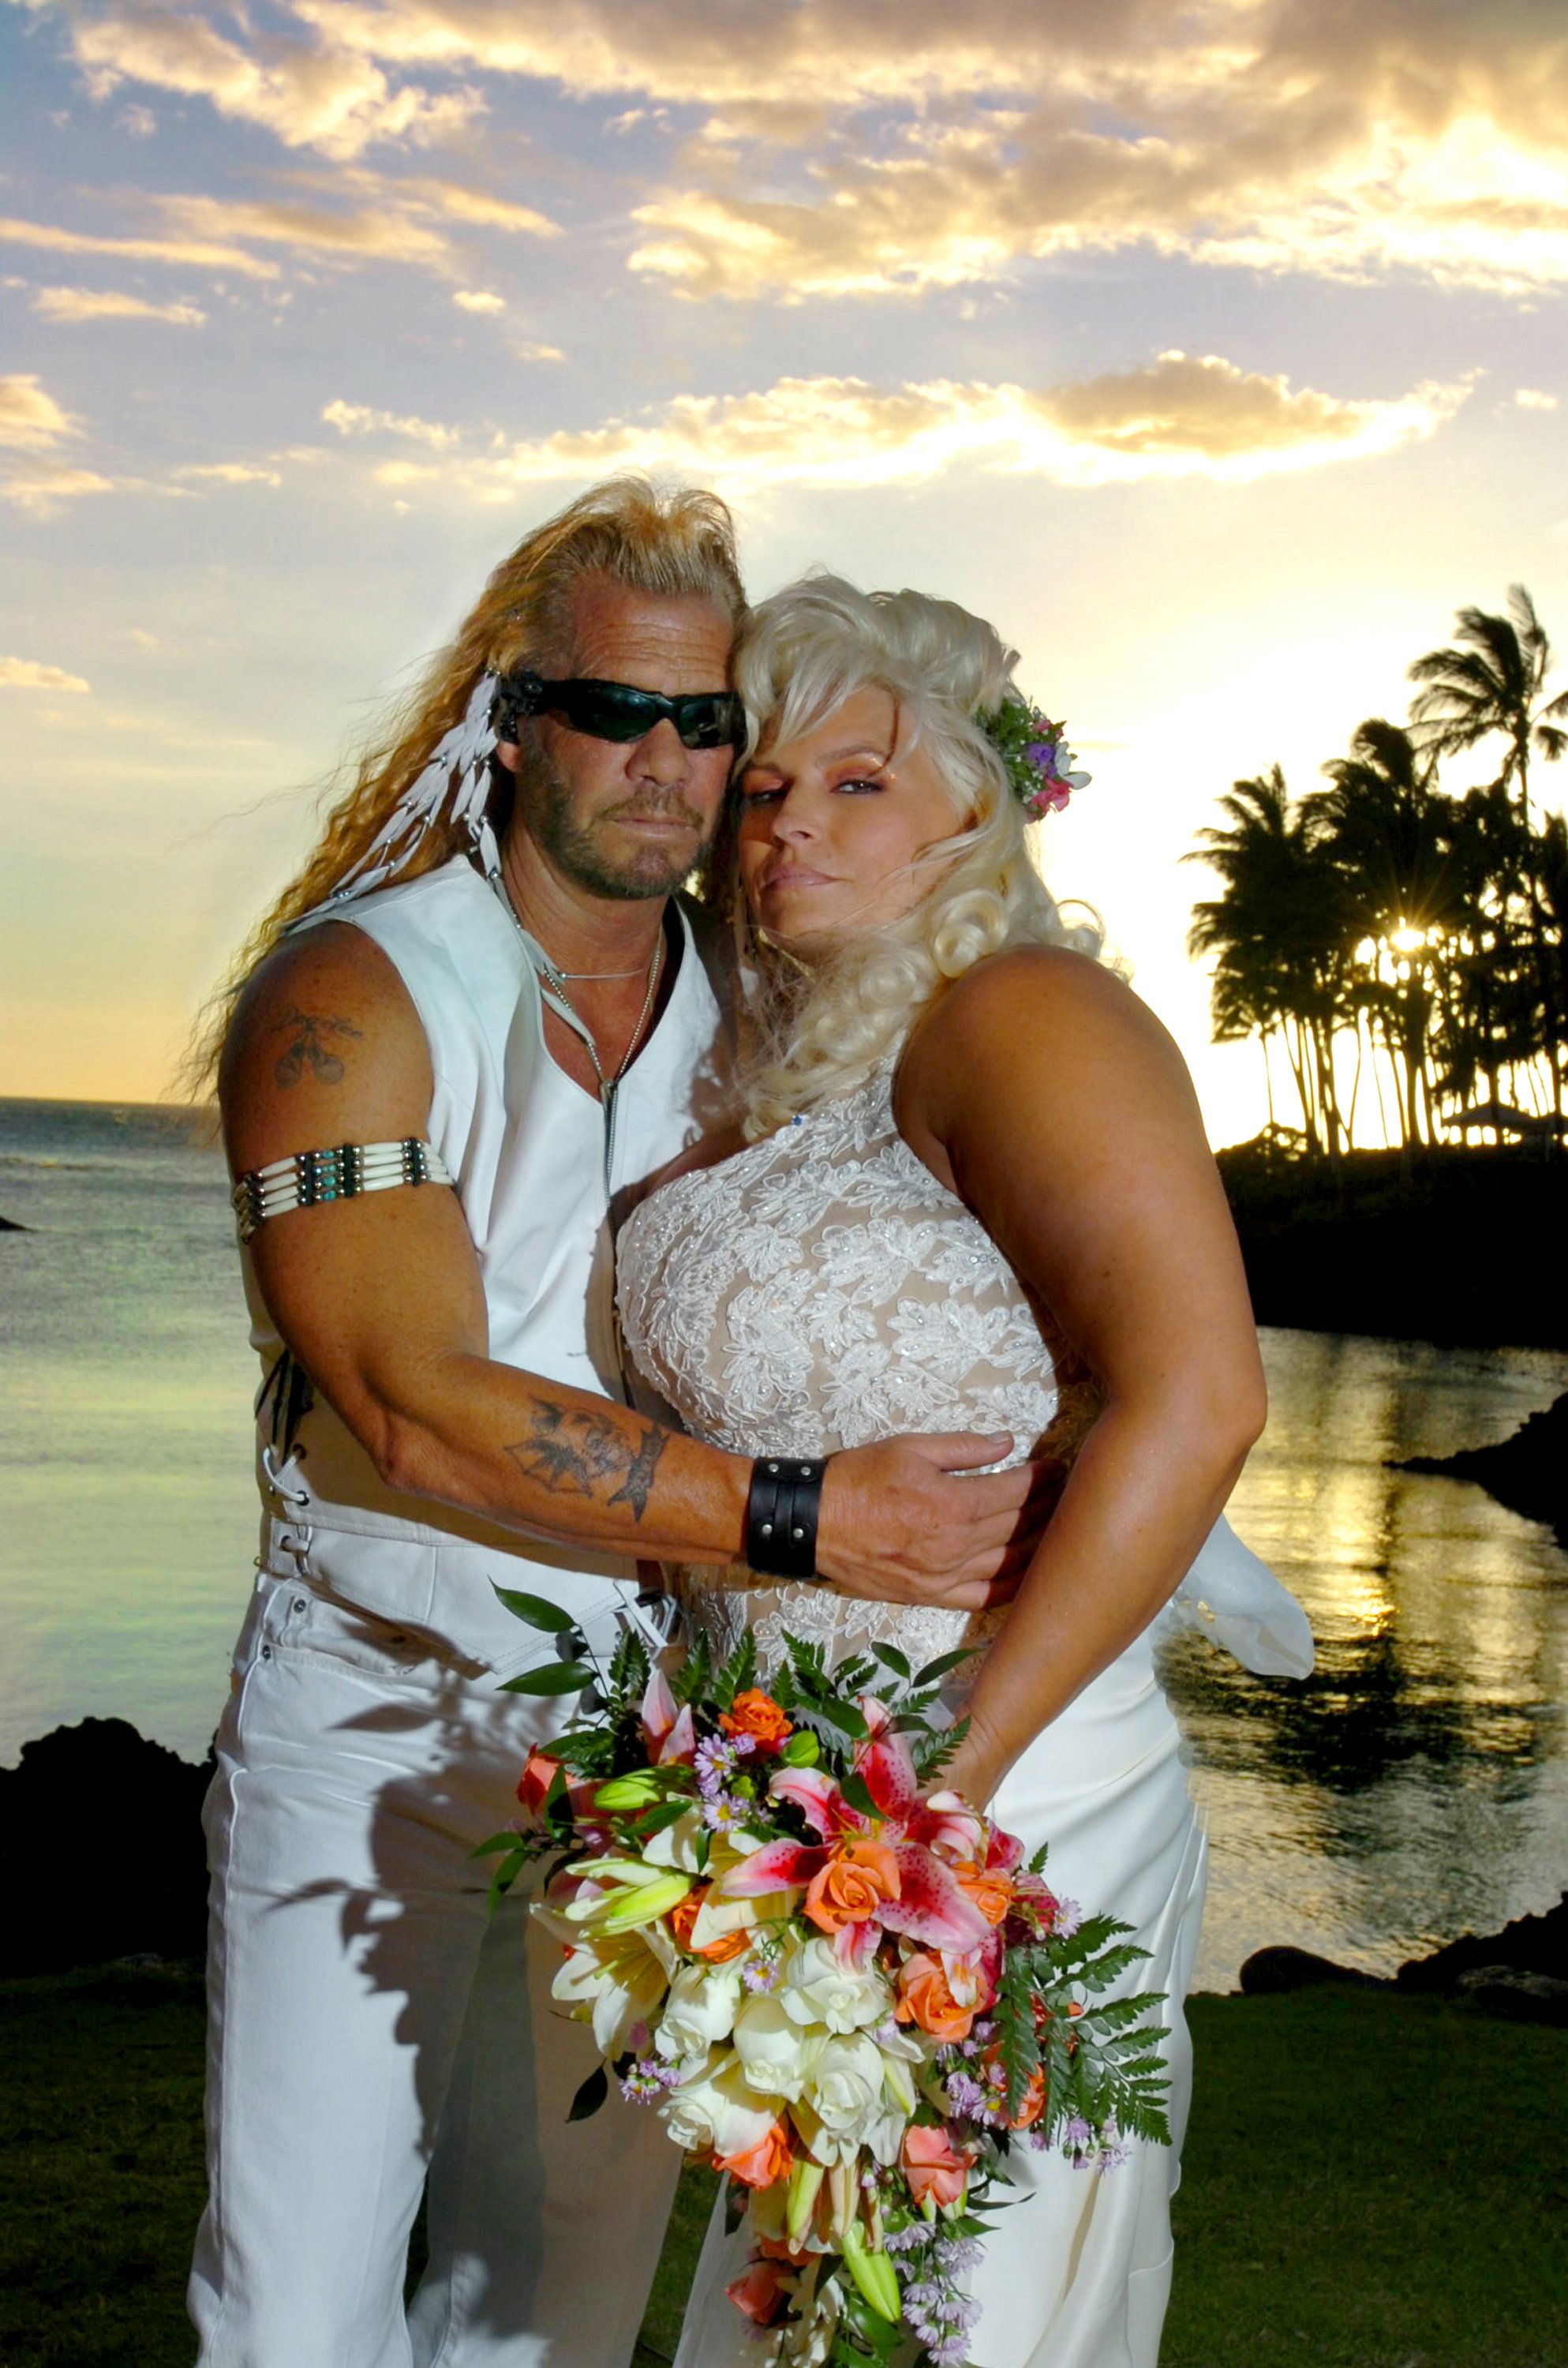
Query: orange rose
986,2053,1046,2130
698,1928,752,1964
894,1950,976,2041
720,1689,794,1751
716,2118,793,2190
901,2123,972,2210
803,1838,901,1934
952,1859,1012,1928
756,2235,811,2265
668,1884,752,1961
726,2258,788,2324
515,1748,559,1816
667,1884,707,1950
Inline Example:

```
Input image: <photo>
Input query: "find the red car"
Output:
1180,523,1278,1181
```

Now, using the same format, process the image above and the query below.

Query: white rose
654,1961,743,2066
780,1937,893,2035
794,2033,889,2162
662,2049,780,2157
732,1993,826,2101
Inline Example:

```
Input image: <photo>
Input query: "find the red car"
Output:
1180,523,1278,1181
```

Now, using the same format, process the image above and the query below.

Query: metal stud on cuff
744,1456,829,1582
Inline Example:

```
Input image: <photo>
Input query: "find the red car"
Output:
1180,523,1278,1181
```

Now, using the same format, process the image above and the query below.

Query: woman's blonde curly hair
717,574,1102,1140
189,475,745,1090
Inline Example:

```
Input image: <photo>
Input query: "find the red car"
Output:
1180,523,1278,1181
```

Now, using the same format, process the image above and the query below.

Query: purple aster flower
742,1954,780,1993
944,2072,986,2118
701,1793,747,1833
619,2057,680,2104
1053,1898,1081,1939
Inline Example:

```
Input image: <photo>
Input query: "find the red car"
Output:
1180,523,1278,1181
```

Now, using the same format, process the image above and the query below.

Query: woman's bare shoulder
907,943,1159,1081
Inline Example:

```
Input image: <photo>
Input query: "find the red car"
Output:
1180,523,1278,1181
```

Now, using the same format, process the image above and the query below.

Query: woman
616,576,1310,2367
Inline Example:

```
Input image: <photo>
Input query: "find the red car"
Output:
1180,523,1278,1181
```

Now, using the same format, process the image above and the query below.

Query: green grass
1,1970,1562,2367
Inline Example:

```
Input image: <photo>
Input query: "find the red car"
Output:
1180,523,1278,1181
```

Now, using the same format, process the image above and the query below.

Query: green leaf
911,1645,980,1686
870,1642,911,1680
838,1770,880,1821
468,1830,524,1859
499,1661,597,1696
567,2064,608,2123
490,1583,576,1634
631,1799,692,1838
486,1849,530,1916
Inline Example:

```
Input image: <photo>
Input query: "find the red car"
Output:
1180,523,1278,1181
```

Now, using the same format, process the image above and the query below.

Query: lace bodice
616,1059,1098,1681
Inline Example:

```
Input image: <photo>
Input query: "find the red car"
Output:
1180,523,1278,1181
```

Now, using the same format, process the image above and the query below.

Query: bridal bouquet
480,1597,1170,2368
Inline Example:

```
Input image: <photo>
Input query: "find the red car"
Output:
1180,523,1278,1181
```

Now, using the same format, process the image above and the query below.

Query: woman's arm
895,945,1267,1804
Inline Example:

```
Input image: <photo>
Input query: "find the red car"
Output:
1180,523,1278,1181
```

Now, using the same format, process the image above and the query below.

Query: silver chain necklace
536,937,663,1096
493,874,664,1097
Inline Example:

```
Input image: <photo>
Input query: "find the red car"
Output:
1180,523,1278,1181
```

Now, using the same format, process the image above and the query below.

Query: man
196,478,1034,2366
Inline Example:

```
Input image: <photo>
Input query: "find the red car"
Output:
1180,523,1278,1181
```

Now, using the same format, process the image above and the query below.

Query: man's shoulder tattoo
268,1005,364,1088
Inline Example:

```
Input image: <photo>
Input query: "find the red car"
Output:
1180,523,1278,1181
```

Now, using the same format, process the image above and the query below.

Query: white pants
189,1568,681,2367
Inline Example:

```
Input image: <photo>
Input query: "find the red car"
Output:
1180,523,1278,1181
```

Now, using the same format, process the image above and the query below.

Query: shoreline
1218,1141,1568,1349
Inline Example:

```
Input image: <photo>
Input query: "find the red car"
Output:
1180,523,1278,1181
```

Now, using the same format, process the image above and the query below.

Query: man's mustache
605,792,708,831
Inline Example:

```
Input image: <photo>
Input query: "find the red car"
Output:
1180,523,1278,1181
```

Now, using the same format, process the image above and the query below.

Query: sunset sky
2,0,1565,1141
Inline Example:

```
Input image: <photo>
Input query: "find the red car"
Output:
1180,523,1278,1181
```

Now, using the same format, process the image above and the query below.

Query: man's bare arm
221,924,1035,1602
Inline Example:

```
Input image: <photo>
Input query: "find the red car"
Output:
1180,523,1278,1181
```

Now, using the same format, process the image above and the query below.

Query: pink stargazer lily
717,1707,990,1954
640,1669,697,1766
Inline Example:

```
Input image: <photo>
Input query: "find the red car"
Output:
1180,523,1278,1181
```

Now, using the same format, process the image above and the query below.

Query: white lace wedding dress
616,1055,1312,2368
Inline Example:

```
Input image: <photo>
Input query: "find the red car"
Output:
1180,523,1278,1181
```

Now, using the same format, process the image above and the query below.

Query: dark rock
0,1717,212,1975
1454,1966,1568,2026
1394,1393,1568,1547
0,1210,27,1231
1397,1892,1568,1992
1240,1945,1386,1995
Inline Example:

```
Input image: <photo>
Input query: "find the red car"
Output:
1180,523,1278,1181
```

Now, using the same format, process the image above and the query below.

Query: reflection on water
1174,1329,1568,1989
2,1103,1566,1989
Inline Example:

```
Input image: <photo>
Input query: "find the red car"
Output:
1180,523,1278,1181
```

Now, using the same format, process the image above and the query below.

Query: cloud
0,656,90,691
0,373,77,448
2,463,122,512
0,212,281,279
275,0,1568,298
32,285,206,324
153,190,458,273
1514,387,1559,410
453,287,504,311
322,396,462,445
341,353,1465,502
176,461,284,485
69,2,484,160
30,0,1568,308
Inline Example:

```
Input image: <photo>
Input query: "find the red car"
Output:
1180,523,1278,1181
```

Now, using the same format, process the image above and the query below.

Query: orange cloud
335,354,1465,500
32,286,206,324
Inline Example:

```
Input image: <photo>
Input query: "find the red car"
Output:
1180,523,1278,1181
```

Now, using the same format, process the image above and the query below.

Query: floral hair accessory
980,697,1091,819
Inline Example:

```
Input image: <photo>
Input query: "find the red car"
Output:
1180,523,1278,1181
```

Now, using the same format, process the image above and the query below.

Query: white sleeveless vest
244,855,731,1673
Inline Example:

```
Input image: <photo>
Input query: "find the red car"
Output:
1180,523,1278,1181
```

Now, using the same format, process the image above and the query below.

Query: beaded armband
232,1138,455,1244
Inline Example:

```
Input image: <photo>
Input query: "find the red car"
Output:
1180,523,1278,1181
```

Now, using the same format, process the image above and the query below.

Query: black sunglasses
493,671,746,751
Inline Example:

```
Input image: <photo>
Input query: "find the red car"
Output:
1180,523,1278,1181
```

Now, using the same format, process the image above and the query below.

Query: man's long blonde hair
723,575,1101,1138
191,476,745,1088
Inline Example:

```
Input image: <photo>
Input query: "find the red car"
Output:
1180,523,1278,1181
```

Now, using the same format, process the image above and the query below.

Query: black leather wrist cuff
745,1456,830,1582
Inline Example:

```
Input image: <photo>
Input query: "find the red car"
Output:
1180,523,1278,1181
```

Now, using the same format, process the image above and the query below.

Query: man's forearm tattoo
504,1400,669,1523
269,1006,363,1088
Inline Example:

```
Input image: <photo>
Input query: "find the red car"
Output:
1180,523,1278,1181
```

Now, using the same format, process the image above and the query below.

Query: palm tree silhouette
1408,585,1568,832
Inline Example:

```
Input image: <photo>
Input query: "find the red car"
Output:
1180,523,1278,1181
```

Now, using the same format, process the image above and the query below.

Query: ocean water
2,1095,1566,1990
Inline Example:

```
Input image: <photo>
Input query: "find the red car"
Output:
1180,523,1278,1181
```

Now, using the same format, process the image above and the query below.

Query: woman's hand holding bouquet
480,1602,1170,2368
